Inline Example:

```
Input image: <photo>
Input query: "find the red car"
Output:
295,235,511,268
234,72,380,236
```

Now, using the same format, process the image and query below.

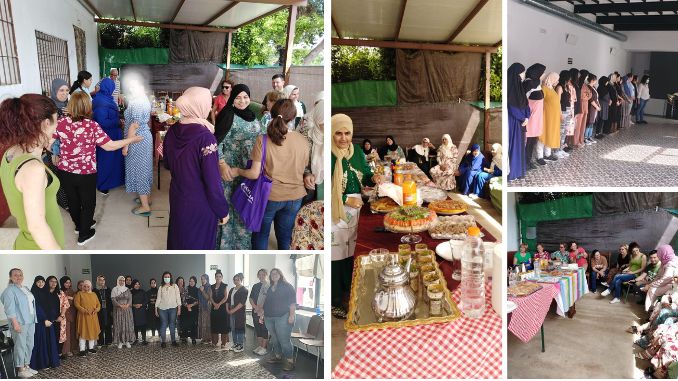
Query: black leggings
59,171,97,240
525,137,538,164
135,325,147,342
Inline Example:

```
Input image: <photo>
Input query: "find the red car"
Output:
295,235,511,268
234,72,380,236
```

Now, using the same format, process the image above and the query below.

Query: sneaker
74,221,97,234
99,189,109,196
27,368,38,375
233,344,244,353
125,342,131,349
88,348,97,354
590,139,597,144
601,289,611,297
17,370,33,379
560,150,570,157
77,229,96,246
258,348,268,355
536,159,547,166
601,281,609,287
117,343,123,349
544,155,557,161
171,341,179,347
610,298,620,304
585,140,593,145
78,350,87,357
161,342,167,348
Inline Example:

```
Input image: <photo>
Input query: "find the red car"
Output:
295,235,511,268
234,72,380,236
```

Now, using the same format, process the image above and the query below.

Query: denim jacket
1,284,37,326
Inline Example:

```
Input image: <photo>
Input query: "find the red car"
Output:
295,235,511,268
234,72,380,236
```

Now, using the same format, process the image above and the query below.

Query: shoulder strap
260,134,268,175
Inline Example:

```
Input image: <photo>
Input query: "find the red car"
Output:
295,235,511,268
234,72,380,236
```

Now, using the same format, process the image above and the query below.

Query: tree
479,47,502,103
98,24,169,49
331,46,396,83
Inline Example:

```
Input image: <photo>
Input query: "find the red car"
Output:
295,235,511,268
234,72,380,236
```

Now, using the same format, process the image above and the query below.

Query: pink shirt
569,247,588,268
214,94,228,115
55,117,111,174
534,250,550,260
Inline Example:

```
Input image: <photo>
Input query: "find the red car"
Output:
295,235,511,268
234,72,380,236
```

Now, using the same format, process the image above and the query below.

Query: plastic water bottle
534,259,541,278
461,226,485,318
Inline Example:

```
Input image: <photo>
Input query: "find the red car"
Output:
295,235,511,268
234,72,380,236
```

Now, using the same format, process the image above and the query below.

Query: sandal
134,197,153,206
132,207,151,217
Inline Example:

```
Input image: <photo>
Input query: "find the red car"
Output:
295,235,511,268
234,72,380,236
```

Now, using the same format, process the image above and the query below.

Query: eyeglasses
223,86,231,89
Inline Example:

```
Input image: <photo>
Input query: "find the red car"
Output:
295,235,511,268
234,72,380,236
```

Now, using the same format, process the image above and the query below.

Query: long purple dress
163,123,229,249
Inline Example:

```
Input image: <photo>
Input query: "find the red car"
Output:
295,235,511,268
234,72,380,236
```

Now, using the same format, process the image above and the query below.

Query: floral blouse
290,200,324,250
54,117,111,174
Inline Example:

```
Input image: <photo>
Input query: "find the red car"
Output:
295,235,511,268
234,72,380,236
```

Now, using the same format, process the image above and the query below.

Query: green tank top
629,254,644,274
0,152,64,249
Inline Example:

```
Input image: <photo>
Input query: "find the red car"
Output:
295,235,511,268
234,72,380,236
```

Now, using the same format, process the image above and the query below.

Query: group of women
0,71,324,250
0,266,299,378
507,62,651,181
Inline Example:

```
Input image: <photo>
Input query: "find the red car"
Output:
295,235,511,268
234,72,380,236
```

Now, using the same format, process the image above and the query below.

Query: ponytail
0,94,57,152
267,99,296,146
69,70,92,94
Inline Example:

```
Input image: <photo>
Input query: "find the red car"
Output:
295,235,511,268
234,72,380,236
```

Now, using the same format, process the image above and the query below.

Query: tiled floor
508,116,678,187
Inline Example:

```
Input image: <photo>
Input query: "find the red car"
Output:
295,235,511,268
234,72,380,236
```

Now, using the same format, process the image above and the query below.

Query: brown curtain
396,49,482,105
169,30,226,63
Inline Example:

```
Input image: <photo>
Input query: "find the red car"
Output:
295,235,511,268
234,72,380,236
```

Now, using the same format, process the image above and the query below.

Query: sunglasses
223,86,231,89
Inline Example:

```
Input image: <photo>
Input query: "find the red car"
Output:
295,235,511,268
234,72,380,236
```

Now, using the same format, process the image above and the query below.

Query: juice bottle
402,174,417,206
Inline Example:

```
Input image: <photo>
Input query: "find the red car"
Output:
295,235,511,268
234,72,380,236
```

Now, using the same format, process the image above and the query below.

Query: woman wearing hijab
507,63,530,181
377,135,405,161
524,63,546,168
330,114,382,319
536,72,561,162
455,144,485,195
46,78,70,210
407,137,436,176
362,139,377,158
93,77,124,194
73,280,100,356
146,278,159,339
642,245,678,311
50,78,70,118
585,74,601,144
198,274,212,344
554,70,571,156
283,84,306,128
181,276,200,345
301,96,324,200
215,84,264,250
123,76,153,216
469,143,502,198
176,277,187,341
59,276,78,357
46,276,68,359
163,87,230,250
30,276,60,370
429,134,459,190
597,76,611,136
130,279,148,345
111,276,134,349
227,273,248,353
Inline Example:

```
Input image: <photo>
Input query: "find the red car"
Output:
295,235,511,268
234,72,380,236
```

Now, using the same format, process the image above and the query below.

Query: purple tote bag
231,135,273,232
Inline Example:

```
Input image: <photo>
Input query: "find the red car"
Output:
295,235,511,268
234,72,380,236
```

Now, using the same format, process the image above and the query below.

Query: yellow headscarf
331,114,354,223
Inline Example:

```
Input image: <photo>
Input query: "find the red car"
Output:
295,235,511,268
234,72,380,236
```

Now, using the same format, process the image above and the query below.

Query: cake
370,197,399,213
428,199,467,215
383,206,438,233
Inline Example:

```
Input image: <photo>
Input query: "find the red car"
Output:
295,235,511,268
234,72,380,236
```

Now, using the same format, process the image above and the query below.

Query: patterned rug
32,341,276,379
508,116,678,187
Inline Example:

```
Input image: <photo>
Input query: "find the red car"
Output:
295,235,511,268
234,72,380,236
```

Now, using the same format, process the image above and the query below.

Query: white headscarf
439,134,456,154
284,84,304,118
489,143,502,171
111,276,128,298
413,137,430,157
307,98,324,184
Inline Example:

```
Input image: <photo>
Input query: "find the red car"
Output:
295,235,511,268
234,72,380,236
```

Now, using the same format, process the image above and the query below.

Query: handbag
231,135,273,232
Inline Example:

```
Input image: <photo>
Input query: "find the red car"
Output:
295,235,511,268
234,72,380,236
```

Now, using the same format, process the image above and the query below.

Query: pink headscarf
176,87,215,133
658,244,676,264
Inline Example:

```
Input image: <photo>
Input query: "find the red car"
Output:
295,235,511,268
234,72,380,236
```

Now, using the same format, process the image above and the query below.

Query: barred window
35,30,70,96
0,0,20,85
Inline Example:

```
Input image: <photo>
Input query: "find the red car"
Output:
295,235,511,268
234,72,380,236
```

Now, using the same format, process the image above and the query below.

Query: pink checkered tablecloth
332,282,501,379
507,283,560,343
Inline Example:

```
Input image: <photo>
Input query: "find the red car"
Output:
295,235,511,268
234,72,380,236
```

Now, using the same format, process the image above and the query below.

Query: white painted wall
507,0,630,79
507,192,519,252
0,0,100,98
624,32,678,53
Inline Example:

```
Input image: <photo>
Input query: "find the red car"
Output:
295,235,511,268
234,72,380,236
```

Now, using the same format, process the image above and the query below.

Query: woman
524,63,545,168
260,90,284,128
636,75,650,124
513,243,533,269
145,278,159,339
58,276,77,357
176,276,187,341
470,143,501,199
507,63,530,180
429,134,459,190
604,244,630,286
198,274,212,344
211,79,233,123
589,250,608,293
597,76,611,136
46,276,68,359
1,269,38,378
111,276,134,348
93,77,125,194
602,242,646,304
584,74,600,144
225,99,312,250
555,70,572,156
377,135,405,161
407,137,436,175
50,78,70,118
29,276,59,370
575,70,591,147
550,243,570,264
0,95,64,249
130,280,148,345
537,72,560,162
262,268,296,371
210,270,231,351
56,92,142,245
568,68,581,149
250,269,269,355
227,273,248,353
73,280,101,356
608,73,621,133
533,243,550,261
362,139,377,158
456,144,484,195
642,245,678,311
568,241,589,270
69,71,93,98
163,87,230,250
304,97,324,200
182,276,200,345
123,77,153,216
283,84,306,128
155,271,181,348
215,84,264,250
330,114,381,319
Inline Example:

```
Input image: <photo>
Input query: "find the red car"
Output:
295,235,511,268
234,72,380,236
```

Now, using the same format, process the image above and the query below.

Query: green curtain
517,195,594,251
331,80,397,108
99,47,169,78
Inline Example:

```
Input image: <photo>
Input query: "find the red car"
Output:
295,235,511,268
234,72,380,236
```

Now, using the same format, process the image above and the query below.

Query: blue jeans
230,315,245,345
609,273,635,298
589,269,608,292
265,313,294,359
585,124,594,139
636,99,648,122
158,308,177,343
10,322,35,367
252,198,303,250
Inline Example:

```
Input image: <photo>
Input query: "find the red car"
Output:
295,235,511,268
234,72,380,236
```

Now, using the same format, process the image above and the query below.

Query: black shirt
263,282,296,318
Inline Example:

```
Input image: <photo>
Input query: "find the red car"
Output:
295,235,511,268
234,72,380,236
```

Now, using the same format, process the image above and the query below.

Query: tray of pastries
383,206,438,233
418,186,449,203
428,199,468,215
369,197,399,214
428,215,477,240
508,281,543,297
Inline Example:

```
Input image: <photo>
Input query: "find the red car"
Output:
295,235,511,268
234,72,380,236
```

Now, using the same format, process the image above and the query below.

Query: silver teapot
372,254,417,322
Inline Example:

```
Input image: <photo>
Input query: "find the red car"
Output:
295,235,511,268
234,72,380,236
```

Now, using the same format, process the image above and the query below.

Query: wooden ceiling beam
203,2,240,26
447,0,489,43
394,0,408,41
169,0,186,23
332,37,498,53
94,18,234,33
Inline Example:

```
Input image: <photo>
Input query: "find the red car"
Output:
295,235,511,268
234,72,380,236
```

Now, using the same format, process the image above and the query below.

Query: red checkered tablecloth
507,283,559,343
332,282,501,379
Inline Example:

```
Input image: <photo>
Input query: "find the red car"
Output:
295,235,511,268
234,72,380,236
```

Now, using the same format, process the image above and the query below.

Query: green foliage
479,47,502,103
98,24,168,49
331,46,396,83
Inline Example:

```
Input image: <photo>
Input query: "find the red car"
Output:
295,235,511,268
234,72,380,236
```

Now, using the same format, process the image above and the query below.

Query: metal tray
345,254,461,332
